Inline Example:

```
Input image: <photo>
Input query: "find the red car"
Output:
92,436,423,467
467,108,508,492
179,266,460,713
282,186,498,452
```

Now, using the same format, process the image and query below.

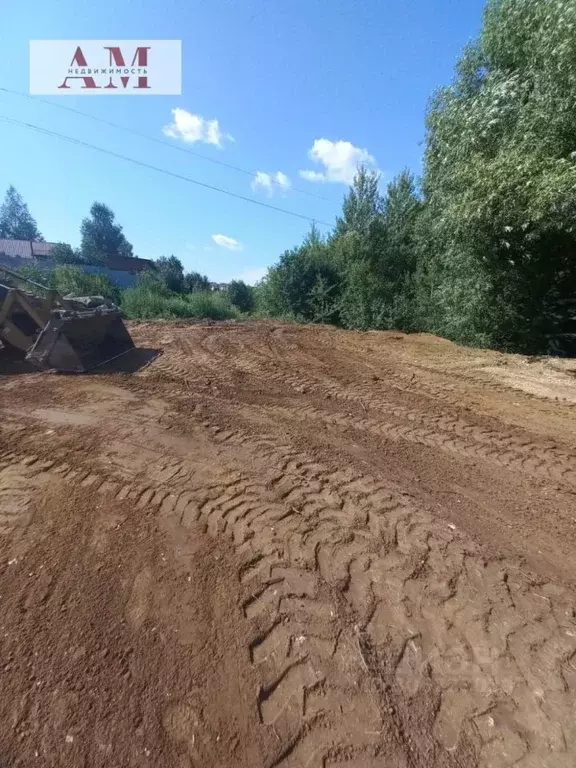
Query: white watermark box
30,40,182,95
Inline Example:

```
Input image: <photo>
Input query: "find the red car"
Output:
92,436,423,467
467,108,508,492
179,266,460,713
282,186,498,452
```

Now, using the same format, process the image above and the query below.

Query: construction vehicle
0,264,135,373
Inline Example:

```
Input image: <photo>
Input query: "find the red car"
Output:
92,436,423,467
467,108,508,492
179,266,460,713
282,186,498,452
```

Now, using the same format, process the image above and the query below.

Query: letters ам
58,45,150,90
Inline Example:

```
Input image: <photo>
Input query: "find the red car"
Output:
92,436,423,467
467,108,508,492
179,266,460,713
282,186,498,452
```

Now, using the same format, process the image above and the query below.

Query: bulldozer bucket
26,308,135,373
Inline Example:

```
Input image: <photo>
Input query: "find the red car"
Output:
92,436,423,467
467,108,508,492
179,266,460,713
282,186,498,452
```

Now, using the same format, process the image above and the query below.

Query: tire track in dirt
1,443,469,766
0,453,54,536
257,403,576,490
0,451,267,767
137,326,576,490
178,417,576,768
189,422,576,768
4,322,576,767
3,404,576,768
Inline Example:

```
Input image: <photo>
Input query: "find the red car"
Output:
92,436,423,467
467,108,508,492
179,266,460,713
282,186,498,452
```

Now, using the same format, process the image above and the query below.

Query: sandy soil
1,320,576,767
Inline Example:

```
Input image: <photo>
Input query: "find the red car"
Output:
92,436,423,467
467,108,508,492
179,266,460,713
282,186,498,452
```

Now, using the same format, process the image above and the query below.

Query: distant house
81,254,155,289
0,238,57,269
0,238,154,288
81,264,150,289
31,241,56,259
209,281,229,292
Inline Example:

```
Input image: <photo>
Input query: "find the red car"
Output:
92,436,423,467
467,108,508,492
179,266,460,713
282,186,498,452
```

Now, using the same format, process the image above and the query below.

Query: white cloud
235,267,268,285
163,108,233,147
299,170,327,183
299,139,376,184
212,233,243,251
251,171,291,196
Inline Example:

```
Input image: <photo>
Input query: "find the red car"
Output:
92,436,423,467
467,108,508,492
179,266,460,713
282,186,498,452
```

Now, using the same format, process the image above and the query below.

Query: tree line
0,185,254,317
0,186,236,302
0,186,133,266
256,0,576,355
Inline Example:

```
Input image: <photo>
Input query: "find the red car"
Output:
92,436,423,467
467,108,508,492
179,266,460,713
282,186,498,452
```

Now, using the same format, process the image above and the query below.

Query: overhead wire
0,86,332,202
0,114,331,227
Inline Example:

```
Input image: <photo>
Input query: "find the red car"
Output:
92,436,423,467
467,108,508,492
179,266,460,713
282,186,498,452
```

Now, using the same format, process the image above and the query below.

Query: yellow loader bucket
26,307,135,373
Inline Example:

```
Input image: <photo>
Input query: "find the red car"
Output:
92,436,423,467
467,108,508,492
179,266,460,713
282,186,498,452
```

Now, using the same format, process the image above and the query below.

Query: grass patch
121,286,239,320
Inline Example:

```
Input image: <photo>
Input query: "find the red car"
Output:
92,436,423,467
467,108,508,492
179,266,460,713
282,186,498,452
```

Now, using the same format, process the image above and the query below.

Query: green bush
12,264,52,290
121,287,192,319
14,264,120,304
52,266,121,304
137,269,170,294
258,226,341,323
185,290,239,320
121,286,239,320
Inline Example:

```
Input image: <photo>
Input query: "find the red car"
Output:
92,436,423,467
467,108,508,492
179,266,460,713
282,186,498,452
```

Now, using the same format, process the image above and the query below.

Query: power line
0,115,331,227
0,86,332,203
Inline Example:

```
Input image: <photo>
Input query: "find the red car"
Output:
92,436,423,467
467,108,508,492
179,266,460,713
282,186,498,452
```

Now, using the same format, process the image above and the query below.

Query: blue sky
0,0,485,283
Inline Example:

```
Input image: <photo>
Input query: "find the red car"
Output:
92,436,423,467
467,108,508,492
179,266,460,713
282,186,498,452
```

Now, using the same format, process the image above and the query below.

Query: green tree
154,255,185,293
227,279,255,312
79,203,133,266
381,171,421,280
51,242,83,265
335,167,383,238
420,0,576,352
0,186,43,240
374,170,422,330
336,169,421,331
308,274,338,324
259,226,340,322
183,271,210,293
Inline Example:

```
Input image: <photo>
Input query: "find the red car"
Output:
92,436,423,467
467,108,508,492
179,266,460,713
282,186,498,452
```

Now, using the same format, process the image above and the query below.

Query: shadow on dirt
0,347,161,376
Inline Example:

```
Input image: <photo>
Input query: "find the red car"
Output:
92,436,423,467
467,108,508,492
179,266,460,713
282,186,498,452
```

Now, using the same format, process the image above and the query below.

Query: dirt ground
1,320,576,768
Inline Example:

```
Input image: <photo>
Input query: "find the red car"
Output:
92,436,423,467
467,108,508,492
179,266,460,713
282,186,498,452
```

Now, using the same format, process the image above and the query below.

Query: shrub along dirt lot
1,320,576,767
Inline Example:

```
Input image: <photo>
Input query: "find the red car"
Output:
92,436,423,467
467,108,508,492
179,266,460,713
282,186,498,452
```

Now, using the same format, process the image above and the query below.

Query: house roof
0,239,59,259
0,239,154,272
0,239,34,259
31,241,56,257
